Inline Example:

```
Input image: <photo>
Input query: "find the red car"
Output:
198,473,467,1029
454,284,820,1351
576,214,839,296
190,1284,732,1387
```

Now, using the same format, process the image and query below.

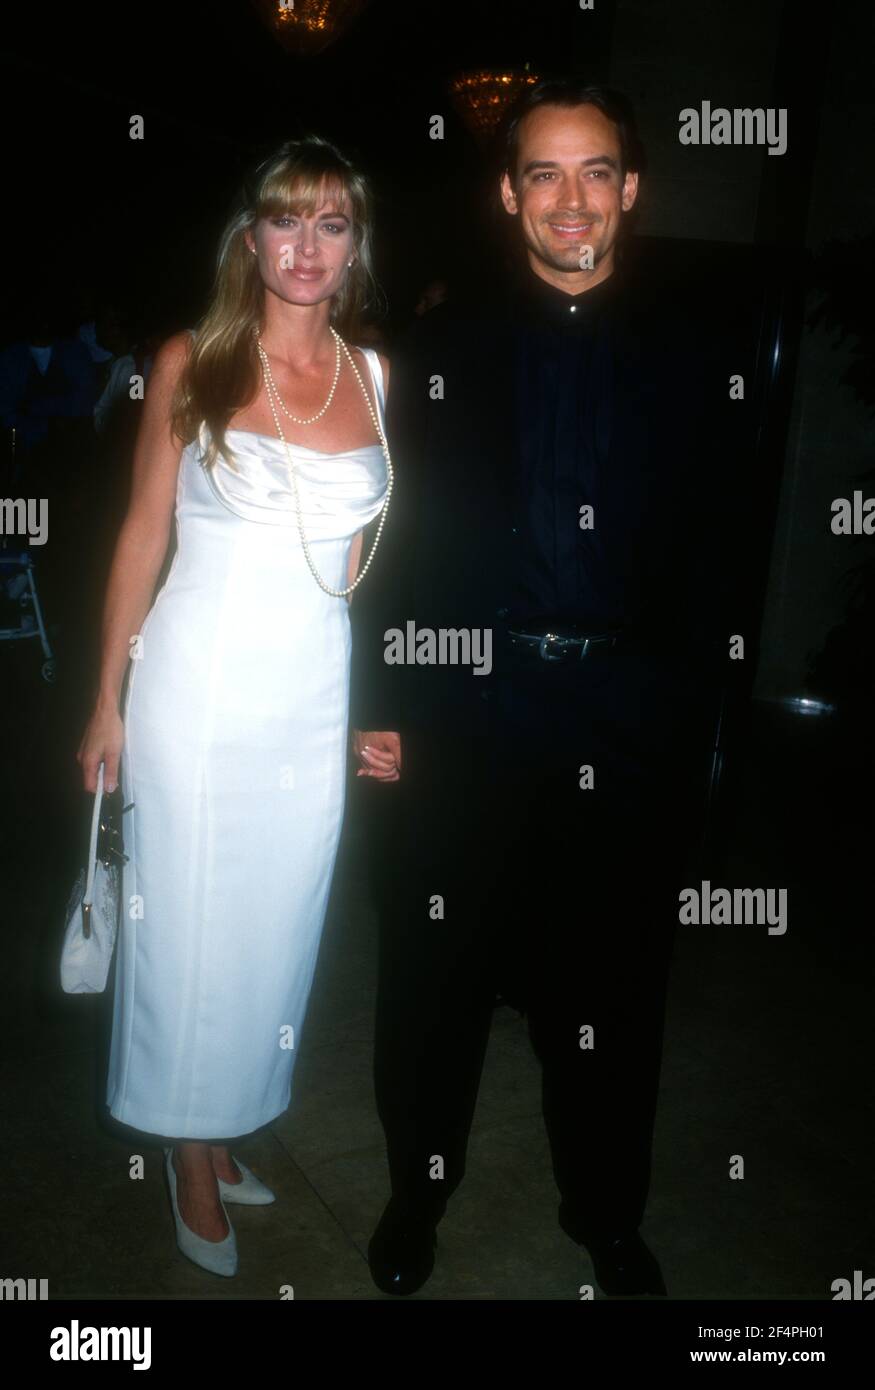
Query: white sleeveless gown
106,347,388,1138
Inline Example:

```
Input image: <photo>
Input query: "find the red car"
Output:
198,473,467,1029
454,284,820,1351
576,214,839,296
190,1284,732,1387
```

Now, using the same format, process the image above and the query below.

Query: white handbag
60,762,127,994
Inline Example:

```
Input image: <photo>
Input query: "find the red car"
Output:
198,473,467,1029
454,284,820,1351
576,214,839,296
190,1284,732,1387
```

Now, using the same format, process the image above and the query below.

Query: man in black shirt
351,80,731,1297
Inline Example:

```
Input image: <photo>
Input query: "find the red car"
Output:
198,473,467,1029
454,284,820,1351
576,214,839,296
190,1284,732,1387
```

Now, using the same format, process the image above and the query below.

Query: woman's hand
353,730,401,782
77,702,125,794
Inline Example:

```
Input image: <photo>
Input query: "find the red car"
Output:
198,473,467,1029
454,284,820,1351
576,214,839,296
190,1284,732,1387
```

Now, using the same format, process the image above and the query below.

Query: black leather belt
506,626,622,663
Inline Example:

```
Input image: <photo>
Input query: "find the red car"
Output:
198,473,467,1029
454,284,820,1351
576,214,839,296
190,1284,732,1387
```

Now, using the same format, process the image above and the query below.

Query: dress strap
359,345,386,433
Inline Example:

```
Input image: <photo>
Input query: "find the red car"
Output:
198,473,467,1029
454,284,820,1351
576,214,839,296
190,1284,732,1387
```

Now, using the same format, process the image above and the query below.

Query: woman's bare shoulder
152,329,194,374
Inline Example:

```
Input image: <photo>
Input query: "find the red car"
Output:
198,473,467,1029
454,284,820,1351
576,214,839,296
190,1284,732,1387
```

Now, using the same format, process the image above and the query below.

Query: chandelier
449,68,540,144
250,0,371,57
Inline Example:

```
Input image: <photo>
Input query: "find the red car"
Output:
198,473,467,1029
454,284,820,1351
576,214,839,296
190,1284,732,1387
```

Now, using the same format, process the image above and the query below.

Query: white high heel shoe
164,1147,238,1277
217,1158,276,1206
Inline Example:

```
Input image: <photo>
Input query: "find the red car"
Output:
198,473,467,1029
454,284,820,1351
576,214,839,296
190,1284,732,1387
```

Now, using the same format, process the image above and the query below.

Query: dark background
0,0,824,331
2,1,620,338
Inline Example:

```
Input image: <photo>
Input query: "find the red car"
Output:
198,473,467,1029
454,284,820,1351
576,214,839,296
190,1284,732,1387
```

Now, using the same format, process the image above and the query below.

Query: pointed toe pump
216,1158,276,1206
164,1147,238,1278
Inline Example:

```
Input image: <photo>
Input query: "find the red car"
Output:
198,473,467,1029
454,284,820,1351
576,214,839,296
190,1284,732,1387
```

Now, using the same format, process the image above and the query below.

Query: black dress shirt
349,260,735,733
508,269,624,631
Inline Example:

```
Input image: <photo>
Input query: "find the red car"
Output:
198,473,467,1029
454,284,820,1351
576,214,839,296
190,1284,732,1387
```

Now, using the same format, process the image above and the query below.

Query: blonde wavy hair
172,135,378,470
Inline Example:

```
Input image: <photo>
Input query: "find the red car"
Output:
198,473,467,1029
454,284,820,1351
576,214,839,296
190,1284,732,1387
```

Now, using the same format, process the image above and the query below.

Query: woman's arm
77,331,191,792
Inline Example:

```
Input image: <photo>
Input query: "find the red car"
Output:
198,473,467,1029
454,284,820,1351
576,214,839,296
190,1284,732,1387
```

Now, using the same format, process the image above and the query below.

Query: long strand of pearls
257,327,342,424
255,329,393,598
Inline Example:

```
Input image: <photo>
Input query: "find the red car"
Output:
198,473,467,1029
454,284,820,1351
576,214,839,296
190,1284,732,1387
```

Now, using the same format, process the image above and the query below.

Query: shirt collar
514,265,621,328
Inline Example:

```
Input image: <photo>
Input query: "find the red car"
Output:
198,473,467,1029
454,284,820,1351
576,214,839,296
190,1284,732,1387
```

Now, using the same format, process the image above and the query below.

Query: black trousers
368,641,715,1237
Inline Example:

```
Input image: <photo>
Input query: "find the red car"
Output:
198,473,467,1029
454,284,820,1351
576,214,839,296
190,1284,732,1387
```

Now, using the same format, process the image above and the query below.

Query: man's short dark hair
499,78,646,186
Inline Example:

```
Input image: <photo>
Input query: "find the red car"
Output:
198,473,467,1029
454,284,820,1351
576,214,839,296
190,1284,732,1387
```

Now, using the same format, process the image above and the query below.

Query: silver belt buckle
538,632,565,662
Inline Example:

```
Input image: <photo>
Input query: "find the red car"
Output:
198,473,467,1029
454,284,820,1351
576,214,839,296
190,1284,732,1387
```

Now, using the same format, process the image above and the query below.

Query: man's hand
354,730,401,782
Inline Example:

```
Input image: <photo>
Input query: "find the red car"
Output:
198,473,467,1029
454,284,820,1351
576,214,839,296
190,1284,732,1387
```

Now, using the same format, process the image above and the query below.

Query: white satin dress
106,348,388,1138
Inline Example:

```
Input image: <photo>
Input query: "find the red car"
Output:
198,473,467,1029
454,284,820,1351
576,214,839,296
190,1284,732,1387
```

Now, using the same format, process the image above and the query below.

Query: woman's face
245,191,355,311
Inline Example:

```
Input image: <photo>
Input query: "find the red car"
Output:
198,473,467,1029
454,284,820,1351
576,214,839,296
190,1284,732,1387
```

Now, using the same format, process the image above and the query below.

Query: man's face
500,103,638,292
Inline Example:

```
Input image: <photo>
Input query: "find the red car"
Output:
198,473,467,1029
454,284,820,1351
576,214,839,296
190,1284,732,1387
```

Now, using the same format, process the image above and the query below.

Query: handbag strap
82,762,105,909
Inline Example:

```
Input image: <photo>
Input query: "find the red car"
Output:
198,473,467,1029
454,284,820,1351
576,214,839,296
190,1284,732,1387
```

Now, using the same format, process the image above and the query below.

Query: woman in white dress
77,137,395,1277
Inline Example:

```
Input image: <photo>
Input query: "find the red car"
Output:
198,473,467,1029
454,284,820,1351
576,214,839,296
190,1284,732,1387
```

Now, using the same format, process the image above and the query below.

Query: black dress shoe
368,1198,439,1296
583,1231,667,1296
559,1208,667,1296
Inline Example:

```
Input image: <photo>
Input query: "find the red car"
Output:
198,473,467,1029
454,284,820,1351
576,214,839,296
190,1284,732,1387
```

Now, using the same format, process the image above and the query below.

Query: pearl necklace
256,327,341,424
256,329,394,598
